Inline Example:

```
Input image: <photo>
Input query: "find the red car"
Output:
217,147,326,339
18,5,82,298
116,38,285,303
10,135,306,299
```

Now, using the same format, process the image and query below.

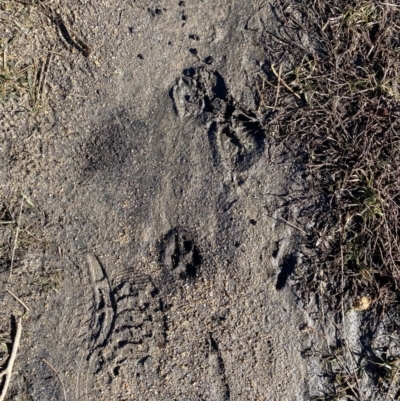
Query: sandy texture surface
1,1,324,400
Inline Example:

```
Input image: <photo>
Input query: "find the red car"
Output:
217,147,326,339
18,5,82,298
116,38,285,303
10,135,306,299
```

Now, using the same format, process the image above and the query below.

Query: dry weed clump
261,0,400,311
0,1,35,104
259,0,400,397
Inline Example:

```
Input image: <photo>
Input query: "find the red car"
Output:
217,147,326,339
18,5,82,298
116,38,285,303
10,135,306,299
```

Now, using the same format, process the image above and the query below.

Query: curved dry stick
0,317,22,401
42,358,66,401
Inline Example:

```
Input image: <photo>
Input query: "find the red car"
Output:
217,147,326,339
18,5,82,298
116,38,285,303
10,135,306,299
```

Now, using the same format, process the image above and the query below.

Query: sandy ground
0,1,328,400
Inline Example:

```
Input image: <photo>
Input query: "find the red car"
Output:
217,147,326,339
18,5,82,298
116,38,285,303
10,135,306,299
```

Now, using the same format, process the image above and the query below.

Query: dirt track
0,1,326,400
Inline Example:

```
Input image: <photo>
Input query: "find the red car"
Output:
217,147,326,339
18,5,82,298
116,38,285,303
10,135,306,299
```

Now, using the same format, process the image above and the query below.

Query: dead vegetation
0,0,90,111
0,316,22,401
258,0,400,398
0,1,36,105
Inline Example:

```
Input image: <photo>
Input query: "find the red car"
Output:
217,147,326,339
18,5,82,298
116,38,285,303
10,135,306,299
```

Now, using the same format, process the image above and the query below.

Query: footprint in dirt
73,230,203,398
158,226,203,284
171,66,266,173
171,66,227,119
71,253,167,396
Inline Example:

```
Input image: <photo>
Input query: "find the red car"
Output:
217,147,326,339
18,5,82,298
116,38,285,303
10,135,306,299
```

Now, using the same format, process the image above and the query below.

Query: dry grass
0,1,37,105
1,0,89,109
259,0,400,398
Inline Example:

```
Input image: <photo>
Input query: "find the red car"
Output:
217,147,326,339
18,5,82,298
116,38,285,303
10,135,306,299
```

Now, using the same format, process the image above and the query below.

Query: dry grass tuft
259,0,400,398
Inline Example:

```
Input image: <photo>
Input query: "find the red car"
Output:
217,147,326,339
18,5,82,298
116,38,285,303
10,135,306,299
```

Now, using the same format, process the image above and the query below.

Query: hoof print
160,227,202,281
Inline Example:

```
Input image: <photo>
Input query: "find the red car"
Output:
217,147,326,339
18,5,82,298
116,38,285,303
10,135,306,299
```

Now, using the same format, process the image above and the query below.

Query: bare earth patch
1,0,399,400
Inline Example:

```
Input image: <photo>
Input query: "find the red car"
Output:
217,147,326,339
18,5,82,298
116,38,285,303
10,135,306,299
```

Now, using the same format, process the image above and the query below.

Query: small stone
353,296,371,311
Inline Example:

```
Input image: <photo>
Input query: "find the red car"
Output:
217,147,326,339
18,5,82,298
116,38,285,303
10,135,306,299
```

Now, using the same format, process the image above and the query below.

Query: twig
36,57,46,104
0,317,22,401
38,47,55,103
7,290,30,316
271,64,301,99
331,320,365,401
255,74,266,111
10,203,23,278
42,358,67,401
346,344,365,401
267,214,307,235
384,365,399,401
340,245,345,327
274,64,282,110
37,4,91,58
31,58,38,104
379,2,400,7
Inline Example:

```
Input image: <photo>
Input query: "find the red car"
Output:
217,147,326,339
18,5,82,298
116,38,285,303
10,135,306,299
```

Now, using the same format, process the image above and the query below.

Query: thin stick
271,64,301,99
277,217,307,235
39,48,55,102
379,2,400,7
273,64,282,110
331,320,365,401
31,58,38,104
42,358,67,401
7,290,30,315
384,365,399,401
267,214,307,235
10,203,23,278
255,82,266,111
340,245,345,327
0,317,22,401
36,58,45,104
